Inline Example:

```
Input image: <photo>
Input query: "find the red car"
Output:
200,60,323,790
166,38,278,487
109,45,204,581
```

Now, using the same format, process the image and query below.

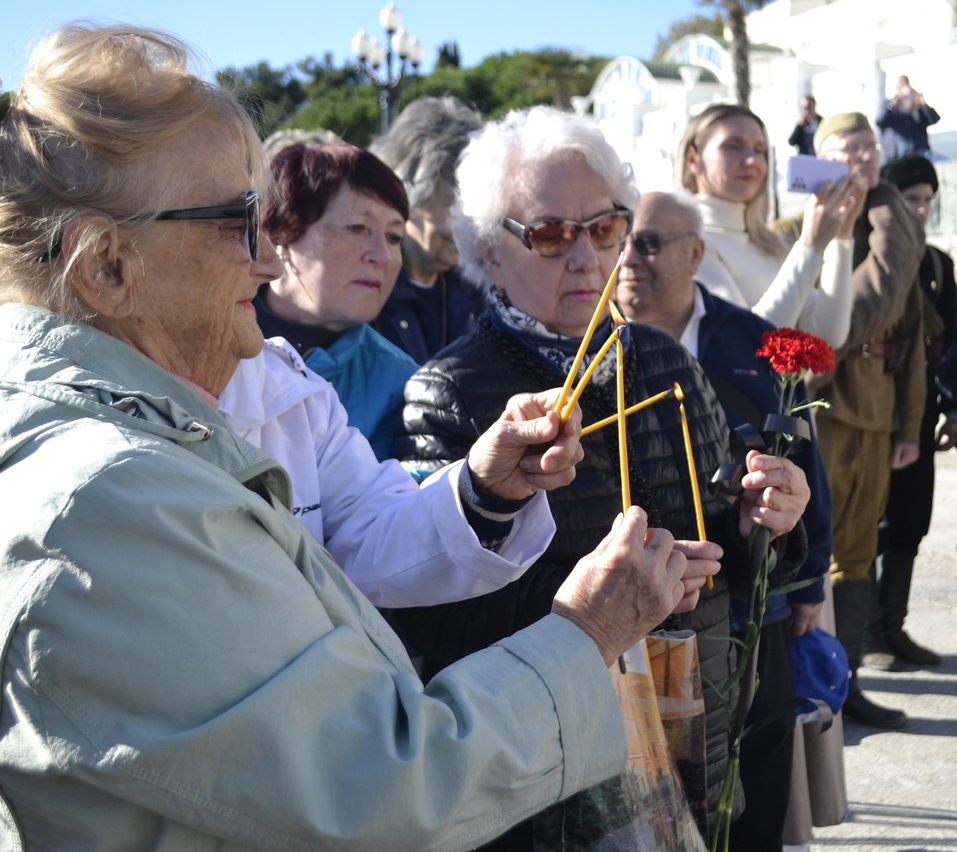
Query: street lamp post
352,2,424,134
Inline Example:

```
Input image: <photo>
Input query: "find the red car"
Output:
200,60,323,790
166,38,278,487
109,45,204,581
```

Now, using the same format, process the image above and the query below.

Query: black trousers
729,618,795,851
881,387,938,556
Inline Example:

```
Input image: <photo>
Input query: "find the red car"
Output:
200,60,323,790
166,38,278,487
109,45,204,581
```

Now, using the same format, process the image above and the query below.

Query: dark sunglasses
501,208,633,258
38,190,261,263
153,190,261,261
627,230,697,257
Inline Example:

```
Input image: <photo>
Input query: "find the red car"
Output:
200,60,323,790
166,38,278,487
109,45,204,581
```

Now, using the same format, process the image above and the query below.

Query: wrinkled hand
672,539,723,613
737,451,810,540
467,389,584,500
891,440,919,470
790,601,823,637
552,508,686,667
937,417,957,451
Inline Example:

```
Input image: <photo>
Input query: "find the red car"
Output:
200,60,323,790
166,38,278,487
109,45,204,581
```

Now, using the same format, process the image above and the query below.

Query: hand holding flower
736,450,810,540
713,328,833,852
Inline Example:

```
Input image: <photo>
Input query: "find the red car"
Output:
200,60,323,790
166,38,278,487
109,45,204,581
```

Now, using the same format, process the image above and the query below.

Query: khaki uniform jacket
773,180,926,442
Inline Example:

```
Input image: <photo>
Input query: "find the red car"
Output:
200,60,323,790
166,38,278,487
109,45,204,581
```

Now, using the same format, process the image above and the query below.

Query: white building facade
587,0,957,249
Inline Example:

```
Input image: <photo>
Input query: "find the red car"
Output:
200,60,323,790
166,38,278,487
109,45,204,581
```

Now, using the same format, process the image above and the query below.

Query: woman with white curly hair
394,104,811,850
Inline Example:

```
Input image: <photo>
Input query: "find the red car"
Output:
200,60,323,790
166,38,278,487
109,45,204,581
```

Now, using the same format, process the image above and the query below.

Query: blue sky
4,0,705,90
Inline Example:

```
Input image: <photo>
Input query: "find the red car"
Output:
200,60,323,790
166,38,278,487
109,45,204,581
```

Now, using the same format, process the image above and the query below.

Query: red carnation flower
756,328,835,380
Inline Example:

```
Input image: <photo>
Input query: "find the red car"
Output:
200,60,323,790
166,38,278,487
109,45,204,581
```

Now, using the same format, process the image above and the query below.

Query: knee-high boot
879,551,941,666
833,579,868,673
833,579,907,728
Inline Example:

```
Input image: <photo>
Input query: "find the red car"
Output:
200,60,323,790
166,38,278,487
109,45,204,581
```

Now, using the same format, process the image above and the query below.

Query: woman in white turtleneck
677,103,867,347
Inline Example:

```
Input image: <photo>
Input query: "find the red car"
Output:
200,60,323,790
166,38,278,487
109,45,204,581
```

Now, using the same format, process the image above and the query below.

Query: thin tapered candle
580,388,675,436
559,326,620,423
674,381,712,589
617,346,630,512
553,252,623,415
610,302,631,513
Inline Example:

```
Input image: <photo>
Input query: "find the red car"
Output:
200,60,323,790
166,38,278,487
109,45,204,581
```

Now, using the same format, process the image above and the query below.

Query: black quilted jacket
392,313,805,845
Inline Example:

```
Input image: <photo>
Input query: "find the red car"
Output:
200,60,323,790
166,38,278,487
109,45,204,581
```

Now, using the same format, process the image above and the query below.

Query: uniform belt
861,339,886,358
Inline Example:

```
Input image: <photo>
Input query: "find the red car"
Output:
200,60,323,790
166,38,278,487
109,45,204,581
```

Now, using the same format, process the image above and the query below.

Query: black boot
863,562,899,671
843,673,907,729
833,580,908,729
878,552,941,666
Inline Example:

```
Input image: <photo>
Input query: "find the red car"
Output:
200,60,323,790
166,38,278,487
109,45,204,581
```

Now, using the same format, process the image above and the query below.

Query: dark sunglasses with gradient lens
38,190,261,263
501,208,633,258
627,230,697,257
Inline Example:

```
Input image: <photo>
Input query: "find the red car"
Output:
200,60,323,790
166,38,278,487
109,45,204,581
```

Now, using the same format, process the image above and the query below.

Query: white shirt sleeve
310,385,555,608
221,343,555,609
750,241,823,331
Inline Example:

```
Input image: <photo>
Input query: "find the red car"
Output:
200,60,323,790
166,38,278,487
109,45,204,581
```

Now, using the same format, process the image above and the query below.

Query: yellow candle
674,382,712,589
580,388,675,436
610,303,631,513
559,326,620,423
554,252,623,415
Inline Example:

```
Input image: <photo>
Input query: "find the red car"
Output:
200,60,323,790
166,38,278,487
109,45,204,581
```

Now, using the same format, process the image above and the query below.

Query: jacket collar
220,336,325,429
0,303,291,505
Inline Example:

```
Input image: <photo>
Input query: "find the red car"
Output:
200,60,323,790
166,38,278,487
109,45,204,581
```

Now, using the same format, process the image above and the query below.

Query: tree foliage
436,42,461,69
219,2,779,145
217,61,307,138
220,47,608,147
218,7,775,142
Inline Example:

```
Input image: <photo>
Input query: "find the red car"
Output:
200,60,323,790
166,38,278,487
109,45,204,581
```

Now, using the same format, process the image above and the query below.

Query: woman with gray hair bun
0,24,697,849
370,95,488,363
394,104,812,850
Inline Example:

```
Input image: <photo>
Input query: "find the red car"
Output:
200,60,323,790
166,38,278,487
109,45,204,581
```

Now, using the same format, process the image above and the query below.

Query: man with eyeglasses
773,112,926,728
617,190,833,850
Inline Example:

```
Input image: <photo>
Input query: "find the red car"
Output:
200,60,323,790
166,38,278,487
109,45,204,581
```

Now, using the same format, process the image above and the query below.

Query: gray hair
0,22,267,315
370,95,483,209
452,105,638,289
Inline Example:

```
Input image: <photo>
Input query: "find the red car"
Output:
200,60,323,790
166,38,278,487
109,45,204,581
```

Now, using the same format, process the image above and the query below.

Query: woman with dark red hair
218,140,575,609
251,141,415,459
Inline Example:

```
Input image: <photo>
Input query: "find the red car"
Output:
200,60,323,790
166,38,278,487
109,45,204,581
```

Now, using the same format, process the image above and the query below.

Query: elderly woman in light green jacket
0,22,696,850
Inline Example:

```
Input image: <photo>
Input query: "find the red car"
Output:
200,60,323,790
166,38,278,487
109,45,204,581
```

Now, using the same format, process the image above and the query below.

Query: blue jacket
304,323,417,461
695,284,831,628
374,266,488,365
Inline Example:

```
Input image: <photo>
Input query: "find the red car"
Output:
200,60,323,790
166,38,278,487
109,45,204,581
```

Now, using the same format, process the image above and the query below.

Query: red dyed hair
263,142,409,247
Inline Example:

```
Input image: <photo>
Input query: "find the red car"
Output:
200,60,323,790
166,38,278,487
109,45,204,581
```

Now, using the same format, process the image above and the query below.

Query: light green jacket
0,303,625,851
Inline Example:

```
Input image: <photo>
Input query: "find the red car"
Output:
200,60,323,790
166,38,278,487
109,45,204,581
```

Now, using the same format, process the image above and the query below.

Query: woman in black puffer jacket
392,105,809,851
